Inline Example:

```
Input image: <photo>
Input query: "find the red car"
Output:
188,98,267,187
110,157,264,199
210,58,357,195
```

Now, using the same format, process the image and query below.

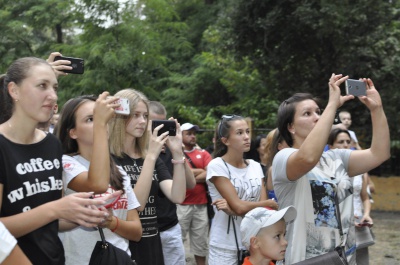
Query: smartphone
151,120,177,136
54,56,84,74
359,221,372,227
345,79,366,97
107,97,130,115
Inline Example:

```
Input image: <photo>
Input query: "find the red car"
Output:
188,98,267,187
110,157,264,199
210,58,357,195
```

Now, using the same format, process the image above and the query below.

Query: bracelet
110,216,119,232
171,157,186,164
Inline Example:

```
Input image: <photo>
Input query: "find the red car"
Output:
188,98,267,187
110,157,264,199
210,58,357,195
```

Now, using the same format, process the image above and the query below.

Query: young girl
108,88,187,265
328,128,373,265
272,75,389,264
0,57,109,265
206,115,278,265
55,94,142,265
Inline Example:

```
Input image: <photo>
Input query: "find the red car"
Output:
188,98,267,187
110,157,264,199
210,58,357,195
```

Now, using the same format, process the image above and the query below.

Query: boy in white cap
240,206,296,265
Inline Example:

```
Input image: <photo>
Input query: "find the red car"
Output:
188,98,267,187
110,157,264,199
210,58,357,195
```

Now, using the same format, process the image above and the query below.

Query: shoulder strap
221,158,231,180
334,188,344,243
184,152,196,168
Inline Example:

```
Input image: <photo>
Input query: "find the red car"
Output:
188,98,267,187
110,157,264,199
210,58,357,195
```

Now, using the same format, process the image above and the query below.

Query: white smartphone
345,79,366,97
108,97,130,115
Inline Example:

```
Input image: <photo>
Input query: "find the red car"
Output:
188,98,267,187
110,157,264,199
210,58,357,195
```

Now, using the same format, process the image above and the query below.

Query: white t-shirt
348,130,358,143
272,148,356,265
0,221,17,263
206,157,264,250
352,175,363,219
60,155,140,265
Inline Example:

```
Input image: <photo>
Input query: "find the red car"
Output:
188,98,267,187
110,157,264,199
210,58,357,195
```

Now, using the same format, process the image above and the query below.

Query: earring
15,99,19,102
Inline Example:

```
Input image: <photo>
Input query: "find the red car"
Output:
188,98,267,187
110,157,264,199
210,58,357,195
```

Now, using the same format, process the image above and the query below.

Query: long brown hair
55,95,124,192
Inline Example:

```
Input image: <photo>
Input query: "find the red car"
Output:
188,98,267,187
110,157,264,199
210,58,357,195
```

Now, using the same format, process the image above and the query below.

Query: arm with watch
158,120,187,204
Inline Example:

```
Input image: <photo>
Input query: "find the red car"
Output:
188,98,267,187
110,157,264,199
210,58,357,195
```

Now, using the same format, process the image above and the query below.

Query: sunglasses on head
218,114,241,138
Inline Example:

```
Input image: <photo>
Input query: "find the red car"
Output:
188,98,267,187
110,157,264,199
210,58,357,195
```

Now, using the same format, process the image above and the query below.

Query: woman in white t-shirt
272,75,389,264
206,115,278,265
55,94,142,265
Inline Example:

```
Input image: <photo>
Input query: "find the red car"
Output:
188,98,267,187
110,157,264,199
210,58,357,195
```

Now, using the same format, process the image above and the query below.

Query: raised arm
347,79,390,176
160,119,186,203
286,74,354,181
67,92,118,193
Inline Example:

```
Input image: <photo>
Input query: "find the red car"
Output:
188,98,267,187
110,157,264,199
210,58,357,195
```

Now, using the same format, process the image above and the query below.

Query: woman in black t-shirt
0,57,112,265
108,88,187,265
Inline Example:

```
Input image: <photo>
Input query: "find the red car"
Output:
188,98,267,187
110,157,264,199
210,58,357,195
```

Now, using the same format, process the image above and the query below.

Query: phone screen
151,120,177,136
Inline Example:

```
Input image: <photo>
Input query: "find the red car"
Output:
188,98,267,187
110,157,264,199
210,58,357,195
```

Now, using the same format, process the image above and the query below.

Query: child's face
339,113,352,129
255,219,288,261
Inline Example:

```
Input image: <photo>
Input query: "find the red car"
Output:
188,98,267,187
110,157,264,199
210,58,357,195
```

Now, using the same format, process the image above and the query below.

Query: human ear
69,128,78,139
250,236,259,249
8,82,20,101
287,123,295,135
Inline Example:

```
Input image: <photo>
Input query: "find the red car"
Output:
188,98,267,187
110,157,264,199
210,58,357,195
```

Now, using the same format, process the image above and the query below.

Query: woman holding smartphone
0,57,109,265
272,75,389,264
108,88,187,265
55,94,142,265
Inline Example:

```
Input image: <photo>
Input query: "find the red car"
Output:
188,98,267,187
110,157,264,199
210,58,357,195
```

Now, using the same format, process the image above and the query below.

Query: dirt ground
184,210,400,264
369,210,400,265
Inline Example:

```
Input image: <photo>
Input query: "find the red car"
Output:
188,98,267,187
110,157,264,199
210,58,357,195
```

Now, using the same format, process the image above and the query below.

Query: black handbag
292,190,349,265
89,227,137,265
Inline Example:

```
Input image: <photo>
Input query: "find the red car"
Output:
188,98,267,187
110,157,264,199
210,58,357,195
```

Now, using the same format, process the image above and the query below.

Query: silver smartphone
345,79,366,97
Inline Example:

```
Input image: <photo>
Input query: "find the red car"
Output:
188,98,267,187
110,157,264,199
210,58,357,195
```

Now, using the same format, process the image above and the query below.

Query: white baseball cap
180,123,199,131
240,206,296,250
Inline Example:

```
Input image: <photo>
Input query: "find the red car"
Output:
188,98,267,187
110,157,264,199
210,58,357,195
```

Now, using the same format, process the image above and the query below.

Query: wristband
171,157,186,164
111,216,119,232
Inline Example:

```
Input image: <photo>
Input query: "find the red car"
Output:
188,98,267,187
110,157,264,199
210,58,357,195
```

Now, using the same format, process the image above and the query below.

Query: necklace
128,155,140,172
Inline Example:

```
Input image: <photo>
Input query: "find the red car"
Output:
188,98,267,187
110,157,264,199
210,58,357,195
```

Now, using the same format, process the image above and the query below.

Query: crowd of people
0,54,389,265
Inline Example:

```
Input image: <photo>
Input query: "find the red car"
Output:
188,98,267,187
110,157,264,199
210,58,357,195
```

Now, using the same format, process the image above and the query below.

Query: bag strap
184,152,196,169
98,228,107,245
334,187,345,247
221,158,231,180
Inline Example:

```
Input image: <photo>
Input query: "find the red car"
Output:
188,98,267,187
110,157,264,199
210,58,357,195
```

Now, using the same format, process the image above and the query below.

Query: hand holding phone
345,79,367,97
54,56,84,74
151,120,177,136
106,97,130,115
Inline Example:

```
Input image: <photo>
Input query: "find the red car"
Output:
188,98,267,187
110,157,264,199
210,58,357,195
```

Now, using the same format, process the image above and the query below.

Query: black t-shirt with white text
0,133,64,265
113,154,171,265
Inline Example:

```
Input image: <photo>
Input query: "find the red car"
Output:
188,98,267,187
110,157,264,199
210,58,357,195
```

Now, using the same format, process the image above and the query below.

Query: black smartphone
54,56,84,74
151,120,177,136
345,79,366,97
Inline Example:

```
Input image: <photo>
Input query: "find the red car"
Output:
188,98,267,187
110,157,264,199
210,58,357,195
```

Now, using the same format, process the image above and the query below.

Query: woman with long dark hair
272,75,389,264
206,115,277,264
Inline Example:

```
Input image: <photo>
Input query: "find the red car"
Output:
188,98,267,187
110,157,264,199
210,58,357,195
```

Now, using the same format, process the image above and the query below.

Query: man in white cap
177,122,212,265
240,206,297,265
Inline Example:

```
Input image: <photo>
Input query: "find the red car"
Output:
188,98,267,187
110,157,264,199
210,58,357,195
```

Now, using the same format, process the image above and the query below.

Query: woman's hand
328,74,354,109
165,118,183,156
147,120,169,159
265,199,278,210
212,198,235,216
52,192,110,228
358,78,383,112
46,52,72,77
95,92,119,126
